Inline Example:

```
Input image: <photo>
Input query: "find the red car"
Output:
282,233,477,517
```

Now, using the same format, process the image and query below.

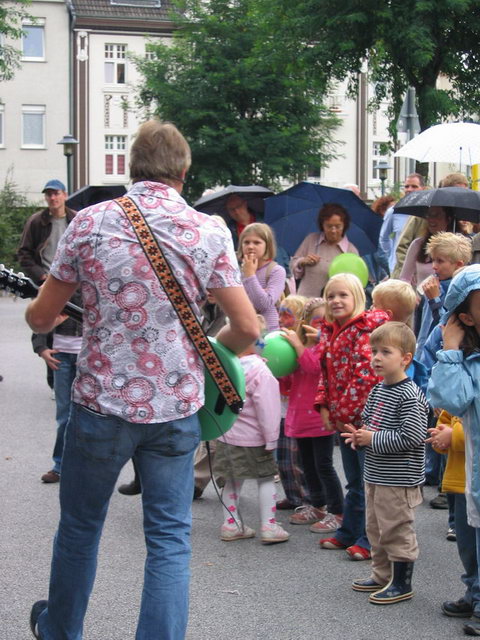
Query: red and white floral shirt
50,181,241,423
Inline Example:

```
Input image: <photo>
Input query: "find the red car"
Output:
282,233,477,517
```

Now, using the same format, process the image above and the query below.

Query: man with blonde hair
27,119,259,640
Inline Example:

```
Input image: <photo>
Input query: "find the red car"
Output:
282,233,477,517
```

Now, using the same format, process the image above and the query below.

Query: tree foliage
134,0,340,201
0,169,39,269
262,0,480,134
0,0,33,82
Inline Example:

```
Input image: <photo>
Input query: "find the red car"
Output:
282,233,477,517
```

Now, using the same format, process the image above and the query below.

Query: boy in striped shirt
342,322,429,605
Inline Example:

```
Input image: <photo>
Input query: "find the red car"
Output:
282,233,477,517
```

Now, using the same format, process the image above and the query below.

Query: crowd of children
195,209,480,636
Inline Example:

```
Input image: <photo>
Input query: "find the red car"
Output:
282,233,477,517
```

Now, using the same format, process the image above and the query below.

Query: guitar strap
115,196,243,415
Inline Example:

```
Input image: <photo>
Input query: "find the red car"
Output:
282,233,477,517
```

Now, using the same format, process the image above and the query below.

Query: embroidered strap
115,196,243,414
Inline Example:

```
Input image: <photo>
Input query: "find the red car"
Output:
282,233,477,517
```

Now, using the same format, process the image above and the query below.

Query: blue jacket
427,264,480,520
415,277,451,361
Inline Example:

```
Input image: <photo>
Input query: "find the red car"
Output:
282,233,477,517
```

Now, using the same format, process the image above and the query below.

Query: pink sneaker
289,505,327,525
309,512,343,534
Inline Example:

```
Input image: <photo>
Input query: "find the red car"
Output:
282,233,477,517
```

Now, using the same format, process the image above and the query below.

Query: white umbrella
394,122,480,166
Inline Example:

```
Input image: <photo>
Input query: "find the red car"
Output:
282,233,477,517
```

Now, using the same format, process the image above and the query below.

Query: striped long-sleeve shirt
362,378,429,487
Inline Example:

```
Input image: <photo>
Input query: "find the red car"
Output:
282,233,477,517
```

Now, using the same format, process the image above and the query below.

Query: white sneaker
220,524,255,541
261,523,290,544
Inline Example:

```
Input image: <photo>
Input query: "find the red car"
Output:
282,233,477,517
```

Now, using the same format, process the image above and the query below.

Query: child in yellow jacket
427,411,480,628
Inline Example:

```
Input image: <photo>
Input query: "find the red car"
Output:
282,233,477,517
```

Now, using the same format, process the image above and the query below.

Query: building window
110,1,161,6
0,106,4,147
22,23,45,60
104,44,126,84
105,135,127,176
372,141,388,178
22,105,45,148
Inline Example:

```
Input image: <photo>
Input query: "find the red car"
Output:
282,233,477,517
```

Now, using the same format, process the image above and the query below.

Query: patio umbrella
394,186,480,223
394,122,480,166
264,181,383,256
193,185,274,219
67,185,127,211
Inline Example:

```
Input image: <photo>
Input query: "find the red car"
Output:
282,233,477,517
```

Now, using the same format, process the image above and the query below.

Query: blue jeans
454,494,480,614
38,403,200,640
335,439,369,548
52,352,77,474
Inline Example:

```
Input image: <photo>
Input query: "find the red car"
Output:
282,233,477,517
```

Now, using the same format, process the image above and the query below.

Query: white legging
222,477,277,529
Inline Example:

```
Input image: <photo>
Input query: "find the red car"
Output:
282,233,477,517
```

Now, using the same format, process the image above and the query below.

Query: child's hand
241,253,258,277
355,427,373,447
282,329,302,349
427,424,453,450
442,314,465,351
302,323,321,343
340,423,357,449
319,406,332,430
423,275,441,300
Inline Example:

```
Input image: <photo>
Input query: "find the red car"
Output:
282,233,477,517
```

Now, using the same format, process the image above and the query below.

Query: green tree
135,0,340,201
0,169,39,269
263,0,480,134
0,0,33,82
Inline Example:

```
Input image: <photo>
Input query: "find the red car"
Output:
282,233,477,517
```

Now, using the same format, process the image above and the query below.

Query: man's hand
40,348,61,371
423,275,441,300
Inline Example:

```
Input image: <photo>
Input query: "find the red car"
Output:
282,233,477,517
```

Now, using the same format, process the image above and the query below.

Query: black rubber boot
352,577,385,592
118,458,141,496
369,562,414,604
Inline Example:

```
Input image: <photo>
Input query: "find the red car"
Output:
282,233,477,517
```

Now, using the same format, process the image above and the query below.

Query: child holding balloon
282,297,345,531
213,317,290,545
314,273,389,559
276,295,311,511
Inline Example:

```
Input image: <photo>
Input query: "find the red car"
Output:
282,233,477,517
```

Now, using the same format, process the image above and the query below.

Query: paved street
0,295,468,639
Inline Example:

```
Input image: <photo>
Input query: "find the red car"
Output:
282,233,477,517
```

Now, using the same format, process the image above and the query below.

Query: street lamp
57,134,79,194
374,159,392,196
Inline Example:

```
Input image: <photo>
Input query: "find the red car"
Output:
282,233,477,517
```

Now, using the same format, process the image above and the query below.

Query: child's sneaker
346,544,371,560
319,536,348,550
220,524,256,542
309,512,343,534
289,504,327,525
261,523,290,544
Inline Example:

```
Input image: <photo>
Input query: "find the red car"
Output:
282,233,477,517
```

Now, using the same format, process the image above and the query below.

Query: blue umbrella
264,182,383,256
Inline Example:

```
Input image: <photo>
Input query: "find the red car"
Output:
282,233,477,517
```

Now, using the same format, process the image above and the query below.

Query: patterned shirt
50,181,241,423
362,378,429,487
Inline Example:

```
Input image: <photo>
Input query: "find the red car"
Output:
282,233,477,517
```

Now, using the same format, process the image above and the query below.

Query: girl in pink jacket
282,298,344,533
213,339,289,545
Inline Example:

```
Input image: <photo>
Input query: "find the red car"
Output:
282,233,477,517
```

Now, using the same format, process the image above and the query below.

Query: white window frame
0,105,4,148
104,135,127,177
372,141,388,179
104,44,127,85
110,1,161,7
21,105,46,149
21,21,46,62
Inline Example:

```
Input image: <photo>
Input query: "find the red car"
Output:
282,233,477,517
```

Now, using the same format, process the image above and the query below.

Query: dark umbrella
264,181,383,256
394,187,480,223
193,185,274,219
67,185,127,211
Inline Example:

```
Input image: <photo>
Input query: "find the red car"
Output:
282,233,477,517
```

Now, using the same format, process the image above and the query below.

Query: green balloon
328,253,369,287
262,331,298,377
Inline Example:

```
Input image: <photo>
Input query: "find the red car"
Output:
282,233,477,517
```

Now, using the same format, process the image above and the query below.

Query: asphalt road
0,295,468,639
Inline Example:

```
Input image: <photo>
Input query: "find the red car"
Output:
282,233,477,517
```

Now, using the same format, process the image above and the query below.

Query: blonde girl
238,223,286,332
314,273,389,559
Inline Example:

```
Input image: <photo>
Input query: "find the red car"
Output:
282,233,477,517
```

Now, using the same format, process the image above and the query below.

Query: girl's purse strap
115,196,243,414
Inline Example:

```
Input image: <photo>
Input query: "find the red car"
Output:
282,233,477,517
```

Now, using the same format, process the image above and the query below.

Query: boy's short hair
426,231,472,264
372,279,416,320
370,321,416,356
